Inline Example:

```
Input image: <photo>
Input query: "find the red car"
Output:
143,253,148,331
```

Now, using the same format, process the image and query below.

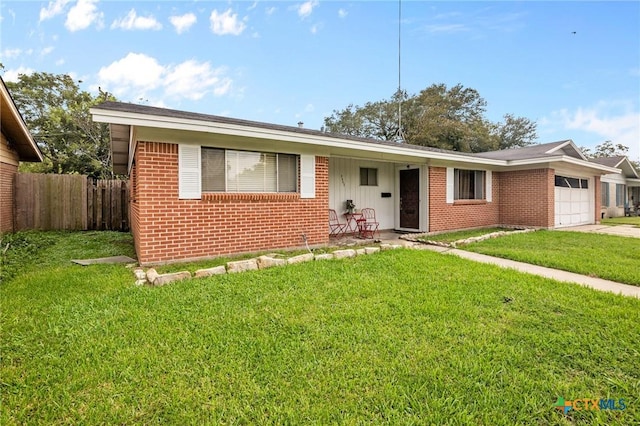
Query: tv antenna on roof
395,0,405,143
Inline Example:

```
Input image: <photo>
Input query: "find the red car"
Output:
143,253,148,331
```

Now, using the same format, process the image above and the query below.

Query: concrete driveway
557,224,640,238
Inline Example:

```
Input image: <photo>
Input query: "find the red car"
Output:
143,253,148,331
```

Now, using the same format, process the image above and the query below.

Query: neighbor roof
0,77,43,162
591,156,639,178
474,140,586,161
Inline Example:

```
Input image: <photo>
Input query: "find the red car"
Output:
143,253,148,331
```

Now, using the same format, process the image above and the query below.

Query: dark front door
400,168,420,229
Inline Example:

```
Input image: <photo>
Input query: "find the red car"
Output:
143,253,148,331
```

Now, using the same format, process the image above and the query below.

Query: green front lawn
417,227,508,244
2,231,639,424
602,216,640,227
465,230,640,286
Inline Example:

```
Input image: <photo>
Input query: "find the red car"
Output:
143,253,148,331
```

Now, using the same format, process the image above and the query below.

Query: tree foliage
581,140,639,171
6,72,116,178
581,140,629,158
324,83,537,153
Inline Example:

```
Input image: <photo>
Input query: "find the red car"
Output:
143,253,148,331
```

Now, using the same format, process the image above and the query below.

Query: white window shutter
179,144,201,199
445,167,454,204
300,155,315,199
485,170,492,202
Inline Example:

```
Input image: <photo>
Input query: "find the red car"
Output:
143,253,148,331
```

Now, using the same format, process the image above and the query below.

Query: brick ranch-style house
90,101,619,265
1,77,43,233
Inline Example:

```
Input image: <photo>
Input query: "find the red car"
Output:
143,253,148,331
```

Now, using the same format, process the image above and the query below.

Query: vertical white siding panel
328,158,396,229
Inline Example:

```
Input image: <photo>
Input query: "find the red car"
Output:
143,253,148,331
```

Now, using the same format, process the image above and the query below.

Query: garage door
554,175,591,227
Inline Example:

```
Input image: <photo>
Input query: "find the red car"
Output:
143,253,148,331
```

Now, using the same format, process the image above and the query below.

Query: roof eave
91,107,508,167
1,79,44,162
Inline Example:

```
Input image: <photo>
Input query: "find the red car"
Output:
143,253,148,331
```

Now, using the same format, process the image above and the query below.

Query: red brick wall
133,141,329,265
498,168,555,228
428,167,500,232
0,162,17,233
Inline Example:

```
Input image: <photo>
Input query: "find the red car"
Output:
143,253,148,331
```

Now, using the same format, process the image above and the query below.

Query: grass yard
601,216,640,227
464,230,640,286
1,231,639,425
418,227,508,244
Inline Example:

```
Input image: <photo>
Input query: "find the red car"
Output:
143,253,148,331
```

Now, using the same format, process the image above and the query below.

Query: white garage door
554,175,591,227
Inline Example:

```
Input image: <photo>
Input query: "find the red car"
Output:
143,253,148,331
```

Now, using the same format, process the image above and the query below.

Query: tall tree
495,114,538,150
6,72,116,178
324,83,537,153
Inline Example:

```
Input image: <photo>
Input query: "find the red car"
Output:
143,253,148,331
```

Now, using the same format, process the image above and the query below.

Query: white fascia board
91,108,507,167
625,177,640,187
508,155,620,174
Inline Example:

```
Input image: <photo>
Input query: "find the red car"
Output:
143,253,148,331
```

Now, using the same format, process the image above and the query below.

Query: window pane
601,182,609,206
202,148,225,191
360,168,378,186
455,169,485,200
278,154,297,192
616,184,625,206
227,151,277,192
474,170,485,199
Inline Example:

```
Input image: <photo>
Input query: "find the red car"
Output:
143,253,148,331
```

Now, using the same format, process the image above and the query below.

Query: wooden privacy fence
15,174,129,231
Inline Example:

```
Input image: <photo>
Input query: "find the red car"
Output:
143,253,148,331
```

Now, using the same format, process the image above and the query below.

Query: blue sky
1,1,639,161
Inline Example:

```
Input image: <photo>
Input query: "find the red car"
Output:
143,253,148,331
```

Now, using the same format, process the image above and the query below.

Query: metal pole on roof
396,0,405,143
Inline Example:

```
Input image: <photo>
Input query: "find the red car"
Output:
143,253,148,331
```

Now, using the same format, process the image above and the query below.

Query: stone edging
399,228,537,248
133,244,405,286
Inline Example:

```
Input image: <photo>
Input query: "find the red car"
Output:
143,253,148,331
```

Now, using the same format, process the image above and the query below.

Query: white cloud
338,8,348,19
2,66,35,82
210,9,246,35
1,48,22,59
304,103,314,113
55,58,65,66
65,0,103,32
40,0,72,22
96,53,233,102
165,60,231,100
41,46,55,56
310,23,322,34
97,53,164,95
265,7,276,16
169,13,196,34
425,24,469,34
543,101,640,161
111,9,162,31
297,0,318,19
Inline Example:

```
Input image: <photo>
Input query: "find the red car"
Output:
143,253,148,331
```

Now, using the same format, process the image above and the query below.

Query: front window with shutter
201,148,298,193
454,169,486,200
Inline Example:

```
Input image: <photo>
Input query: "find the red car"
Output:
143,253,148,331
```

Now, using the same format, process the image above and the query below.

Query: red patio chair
328,209,347,237
358,208,379,239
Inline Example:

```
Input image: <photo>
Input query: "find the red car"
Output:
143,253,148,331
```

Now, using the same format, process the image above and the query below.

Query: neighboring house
90,102,619,265
0,77,43,233
590,156,640,217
